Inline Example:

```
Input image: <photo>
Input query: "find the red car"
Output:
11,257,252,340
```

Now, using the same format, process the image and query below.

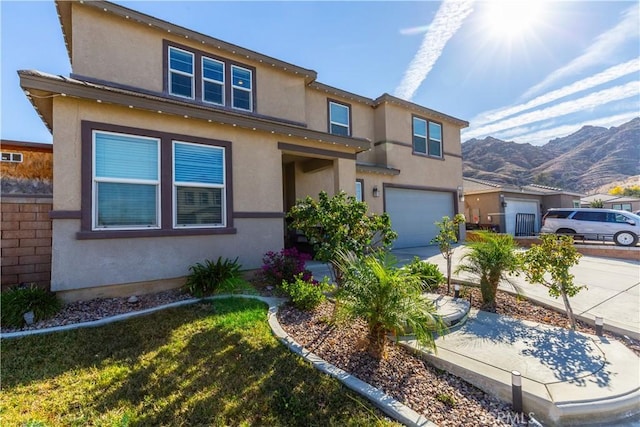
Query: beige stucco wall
52,97,285,212
463,192,502,227
50,96,363,292
543,194,580,210
70,3,307,123
304,87,374,140
51,218,283,292
72,5,163,92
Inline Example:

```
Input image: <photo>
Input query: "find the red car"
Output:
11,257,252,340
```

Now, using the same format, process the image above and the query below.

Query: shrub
281,275,331,311
1,284,61,328
404,257,445,292
334,250,446,359
184,257,244,297
287,191,397,284
260,248,313,288
455,231,521,312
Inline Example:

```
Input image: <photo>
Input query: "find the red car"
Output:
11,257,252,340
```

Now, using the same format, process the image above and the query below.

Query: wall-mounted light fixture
499,194,507,208
457,186,464,202
372,185,380,198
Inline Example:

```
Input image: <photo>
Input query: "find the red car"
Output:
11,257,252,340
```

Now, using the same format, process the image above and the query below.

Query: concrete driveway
307,245,640,339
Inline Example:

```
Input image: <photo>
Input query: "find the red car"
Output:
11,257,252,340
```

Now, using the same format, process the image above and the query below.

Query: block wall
1,196,53,290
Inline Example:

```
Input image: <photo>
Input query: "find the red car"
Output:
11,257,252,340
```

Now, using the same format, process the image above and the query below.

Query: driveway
307,245,640,339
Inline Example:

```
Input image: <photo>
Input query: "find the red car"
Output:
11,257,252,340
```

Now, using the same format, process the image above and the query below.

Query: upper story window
164,41,255,112
412,116,443,158
202,57,225,105
168,47,195,99
231,66,253,111
328,100,350,136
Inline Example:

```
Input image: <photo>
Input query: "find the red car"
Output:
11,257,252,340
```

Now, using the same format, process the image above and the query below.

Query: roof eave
374,93,469,128
66,0,317,83
18,71,370,152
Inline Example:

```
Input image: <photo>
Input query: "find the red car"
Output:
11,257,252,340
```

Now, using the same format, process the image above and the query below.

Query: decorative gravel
3,281,637,426
277,301,528,427
0,289,193,333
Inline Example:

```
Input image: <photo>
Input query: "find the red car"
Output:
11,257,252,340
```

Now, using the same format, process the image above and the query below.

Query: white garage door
504,198,539,235
385,188,455,248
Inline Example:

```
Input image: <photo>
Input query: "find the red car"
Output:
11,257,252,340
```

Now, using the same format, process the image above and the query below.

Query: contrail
394,0,474,101
474,58,640,126
462,81,640,140
522,3,639,99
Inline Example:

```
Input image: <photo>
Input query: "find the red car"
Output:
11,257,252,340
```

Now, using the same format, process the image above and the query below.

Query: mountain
462,117,640,193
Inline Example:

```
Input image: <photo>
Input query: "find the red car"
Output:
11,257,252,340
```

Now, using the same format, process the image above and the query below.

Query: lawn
1,297,397,426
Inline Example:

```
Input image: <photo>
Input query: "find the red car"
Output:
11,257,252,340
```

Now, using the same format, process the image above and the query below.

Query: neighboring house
1,140,53,290
1,140,53,195
18,0,468,301
580,194,640,212
463,178,583,236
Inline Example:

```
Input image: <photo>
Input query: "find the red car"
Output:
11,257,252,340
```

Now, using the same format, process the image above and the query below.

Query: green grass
1,297,398,427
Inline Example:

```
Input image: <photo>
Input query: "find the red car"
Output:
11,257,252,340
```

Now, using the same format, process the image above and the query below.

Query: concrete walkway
308,245,640,340
307,245,640,425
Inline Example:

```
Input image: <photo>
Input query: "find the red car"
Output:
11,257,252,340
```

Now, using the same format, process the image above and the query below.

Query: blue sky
1,0,638,146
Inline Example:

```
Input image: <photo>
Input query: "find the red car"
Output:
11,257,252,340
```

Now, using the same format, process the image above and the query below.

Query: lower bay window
81,121,233,238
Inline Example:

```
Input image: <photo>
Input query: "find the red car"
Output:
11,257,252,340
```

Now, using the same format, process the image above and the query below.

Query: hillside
462,117,640,193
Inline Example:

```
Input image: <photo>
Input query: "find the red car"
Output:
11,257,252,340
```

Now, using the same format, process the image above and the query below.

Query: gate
514,213,536,236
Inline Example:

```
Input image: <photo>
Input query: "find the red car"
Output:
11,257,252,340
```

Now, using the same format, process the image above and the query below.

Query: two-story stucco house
19,0,468,301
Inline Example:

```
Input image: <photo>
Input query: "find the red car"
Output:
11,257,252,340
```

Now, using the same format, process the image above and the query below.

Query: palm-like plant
455,231,521,312
334,250,446,359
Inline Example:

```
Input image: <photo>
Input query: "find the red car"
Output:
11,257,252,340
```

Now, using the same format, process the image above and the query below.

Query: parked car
541,208,640,246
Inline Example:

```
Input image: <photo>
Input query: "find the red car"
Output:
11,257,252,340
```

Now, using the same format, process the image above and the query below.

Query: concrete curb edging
265,301,436,427
0,294,436,427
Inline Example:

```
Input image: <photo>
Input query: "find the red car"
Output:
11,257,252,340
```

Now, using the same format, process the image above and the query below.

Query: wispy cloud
522,3,640,99
462,81,640,140
394,0,474,101
474,58,640,126
490,111,640,146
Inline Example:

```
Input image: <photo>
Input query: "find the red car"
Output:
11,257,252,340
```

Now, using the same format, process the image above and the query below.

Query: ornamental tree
287,191,397,284
431,214,466,293
520,234,585,330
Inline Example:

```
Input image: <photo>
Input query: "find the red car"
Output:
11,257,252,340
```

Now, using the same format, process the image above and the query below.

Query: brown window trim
327,98,352,137
80,120,235,240
411,115,444,160
163,40,257,112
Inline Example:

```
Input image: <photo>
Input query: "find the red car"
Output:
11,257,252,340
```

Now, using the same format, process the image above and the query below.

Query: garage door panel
385,188,454,248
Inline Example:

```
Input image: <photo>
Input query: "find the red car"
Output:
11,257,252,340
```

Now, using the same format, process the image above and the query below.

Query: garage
385,187,455,248
504,198,539,235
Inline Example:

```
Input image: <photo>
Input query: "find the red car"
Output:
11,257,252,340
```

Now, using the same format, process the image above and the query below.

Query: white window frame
172,141,226,229
329,101,350,136
413,117,427,154
428,121,443,158
231,65,253,111
1,152,23,163
202,56,225,106
92,130,161,231
168,46,195,99
355,180,363,202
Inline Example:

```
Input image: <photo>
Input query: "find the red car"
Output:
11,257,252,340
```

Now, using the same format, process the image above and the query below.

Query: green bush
280,275,331,311
404,257,445,291
184,257,244,297
1,284,61,328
